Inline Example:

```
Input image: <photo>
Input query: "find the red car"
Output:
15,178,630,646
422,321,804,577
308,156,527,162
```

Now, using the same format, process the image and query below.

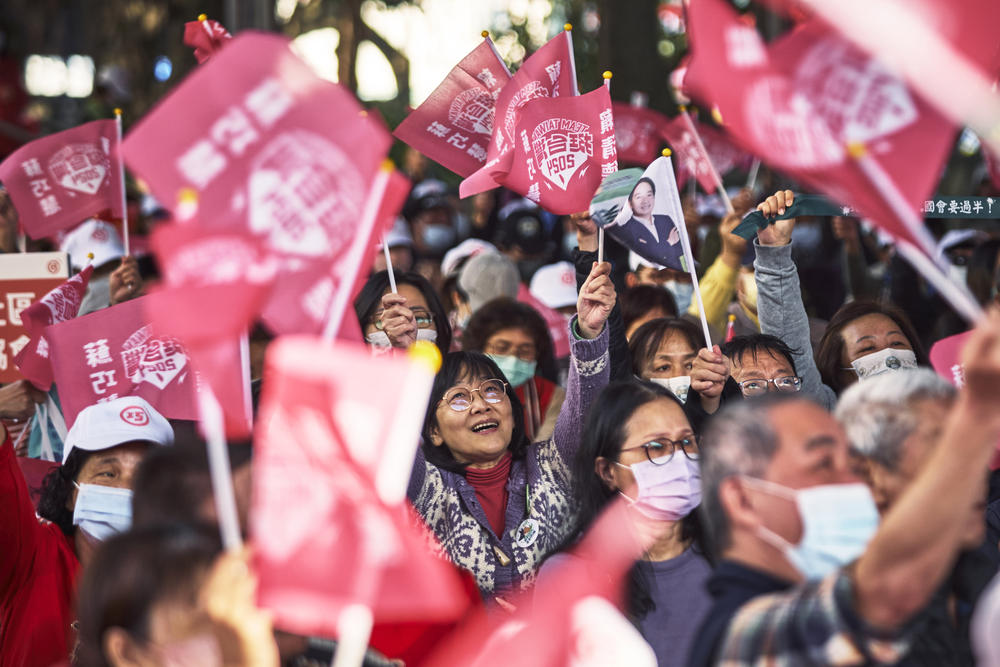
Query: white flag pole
382,237,397,294
199,13,215,38
597,70,615,265
745,158,761,192
239,329,253,428
16,233,25,253
321,161,393,342
847,141,984,323
679,107,733,214
198,387,243,551
113,108,129,256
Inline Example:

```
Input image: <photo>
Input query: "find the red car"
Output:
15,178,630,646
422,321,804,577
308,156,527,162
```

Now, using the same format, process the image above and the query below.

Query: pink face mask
615,454,702,521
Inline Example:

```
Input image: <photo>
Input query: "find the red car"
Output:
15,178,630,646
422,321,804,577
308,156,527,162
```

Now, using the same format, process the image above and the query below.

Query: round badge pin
515,518,539,548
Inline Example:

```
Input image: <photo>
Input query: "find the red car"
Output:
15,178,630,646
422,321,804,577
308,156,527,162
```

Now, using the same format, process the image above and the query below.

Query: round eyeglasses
373,307,434,331
619,435,699,465
737,376,802,397
439,379,508,412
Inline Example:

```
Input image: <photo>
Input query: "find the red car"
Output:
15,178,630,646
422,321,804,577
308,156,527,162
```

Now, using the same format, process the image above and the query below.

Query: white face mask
744,478,879,581
850,347,918,380
72,483,134,541
649,375,691,404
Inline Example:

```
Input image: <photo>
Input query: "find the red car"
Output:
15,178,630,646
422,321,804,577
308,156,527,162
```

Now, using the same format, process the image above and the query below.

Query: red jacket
0,434,78,667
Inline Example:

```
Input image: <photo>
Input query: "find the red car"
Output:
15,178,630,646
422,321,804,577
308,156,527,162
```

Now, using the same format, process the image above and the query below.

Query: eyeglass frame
618,435,699,466
372,306,435,331
438,378,509,412
736,375,803,397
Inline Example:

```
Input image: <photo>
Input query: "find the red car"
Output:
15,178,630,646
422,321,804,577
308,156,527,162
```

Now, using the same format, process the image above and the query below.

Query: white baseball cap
60,219,125,270
441,238,497,279
530,261,578,309
63,396,174,464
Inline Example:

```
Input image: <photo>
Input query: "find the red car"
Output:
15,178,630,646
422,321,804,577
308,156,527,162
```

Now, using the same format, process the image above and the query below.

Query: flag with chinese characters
460,30,578,198
684,0,955,250
0,120,124,239
123,32,395,338
13,262,93,390
687,121,753,187
183,17,232,64
611,103,670,166
251,336,470,638
393,38,511,177
0,252,71,384
494,85,615,215
660,113,720,194
45,294,203,427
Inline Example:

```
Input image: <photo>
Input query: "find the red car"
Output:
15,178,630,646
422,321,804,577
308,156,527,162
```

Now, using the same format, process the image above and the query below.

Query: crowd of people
1,140,1000,667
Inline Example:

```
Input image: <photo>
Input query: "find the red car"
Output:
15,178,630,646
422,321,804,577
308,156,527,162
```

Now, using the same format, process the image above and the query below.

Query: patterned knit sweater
408,320,610,598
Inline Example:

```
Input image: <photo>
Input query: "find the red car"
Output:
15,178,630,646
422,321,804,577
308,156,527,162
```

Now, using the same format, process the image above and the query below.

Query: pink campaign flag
660,113,722,194
123,32,393,337
611,102,670,166
692,122,753,184
0,120,124,240
460,30,578,198
497,85,616,215
684,0,955,253
251,337,469,638
393,37,511,178
13,263,93,390
183,16,232,64
45,294,200,427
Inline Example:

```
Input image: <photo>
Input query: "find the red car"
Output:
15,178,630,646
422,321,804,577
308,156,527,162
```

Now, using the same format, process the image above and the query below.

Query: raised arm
753,190,837,410
0,422,48,602
853,311,1000,629
553,262,613,462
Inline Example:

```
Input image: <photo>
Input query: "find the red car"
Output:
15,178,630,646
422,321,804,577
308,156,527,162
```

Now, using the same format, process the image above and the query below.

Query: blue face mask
420,224,457,254
73,483,133,541
744,478,879,581
664,280,694,313
488,354,537,388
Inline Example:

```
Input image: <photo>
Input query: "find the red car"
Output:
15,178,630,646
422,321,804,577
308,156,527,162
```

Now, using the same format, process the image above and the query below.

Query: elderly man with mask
836,368,997,665
688,311,1000,666
0,396,173,667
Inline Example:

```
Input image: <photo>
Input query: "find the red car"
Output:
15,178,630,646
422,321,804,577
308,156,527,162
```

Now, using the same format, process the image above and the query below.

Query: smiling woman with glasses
409,263,615,604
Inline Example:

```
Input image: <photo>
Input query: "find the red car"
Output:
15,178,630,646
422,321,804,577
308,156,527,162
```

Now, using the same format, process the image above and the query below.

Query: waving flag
661,112,722,194
684,0,955,253
251,337,469,638
611,103,670,166
183,15,232,64
393,37,511,177
0,120,124,239
498,85,616,215
13,263,93,390
460,29,578,198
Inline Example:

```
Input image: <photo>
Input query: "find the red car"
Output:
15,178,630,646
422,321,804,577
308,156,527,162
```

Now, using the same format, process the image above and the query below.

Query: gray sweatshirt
753,240,837,410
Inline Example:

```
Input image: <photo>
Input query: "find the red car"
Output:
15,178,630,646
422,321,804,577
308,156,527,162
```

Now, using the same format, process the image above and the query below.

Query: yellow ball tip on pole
114,108,122,117
602,71,613,80
661,148,672,157
481,30,489,38
711,107,724,124
380,158,396,172
198,14,208,21
408,340,443,374
87,252,95,260
564,23,573,31
846,142,867,159
177,187,199,204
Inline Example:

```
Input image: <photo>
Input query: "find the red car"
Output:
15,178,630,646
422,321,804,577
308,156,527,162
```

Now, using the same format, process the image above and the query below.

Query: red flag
393,38,511,177
425,500,656,666
661,113,721,194
611,102,670,166
684,0,955,251
45,295,201,427
13,263,93,390
493,85,616,215
460,30,578,198
183,17,232,64
696,123,754,181
0,120,124,239
251,337,469,638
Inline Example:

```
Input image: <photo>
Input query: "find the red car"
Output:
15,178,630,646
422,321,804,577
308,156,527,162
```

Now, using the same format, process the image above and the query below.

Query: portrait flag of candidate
497,85,617,215
183,14,232,64
591,153,713,346
251,337,470,641
0,120,125,240
393,35,512,178
13,262,94,390
460,27,578,198
611,102,670,166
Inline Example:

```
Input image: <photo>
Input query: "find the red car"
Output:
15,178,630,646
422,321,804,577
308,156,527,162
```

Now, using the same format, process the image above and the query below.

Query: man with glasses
686,334,805,431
